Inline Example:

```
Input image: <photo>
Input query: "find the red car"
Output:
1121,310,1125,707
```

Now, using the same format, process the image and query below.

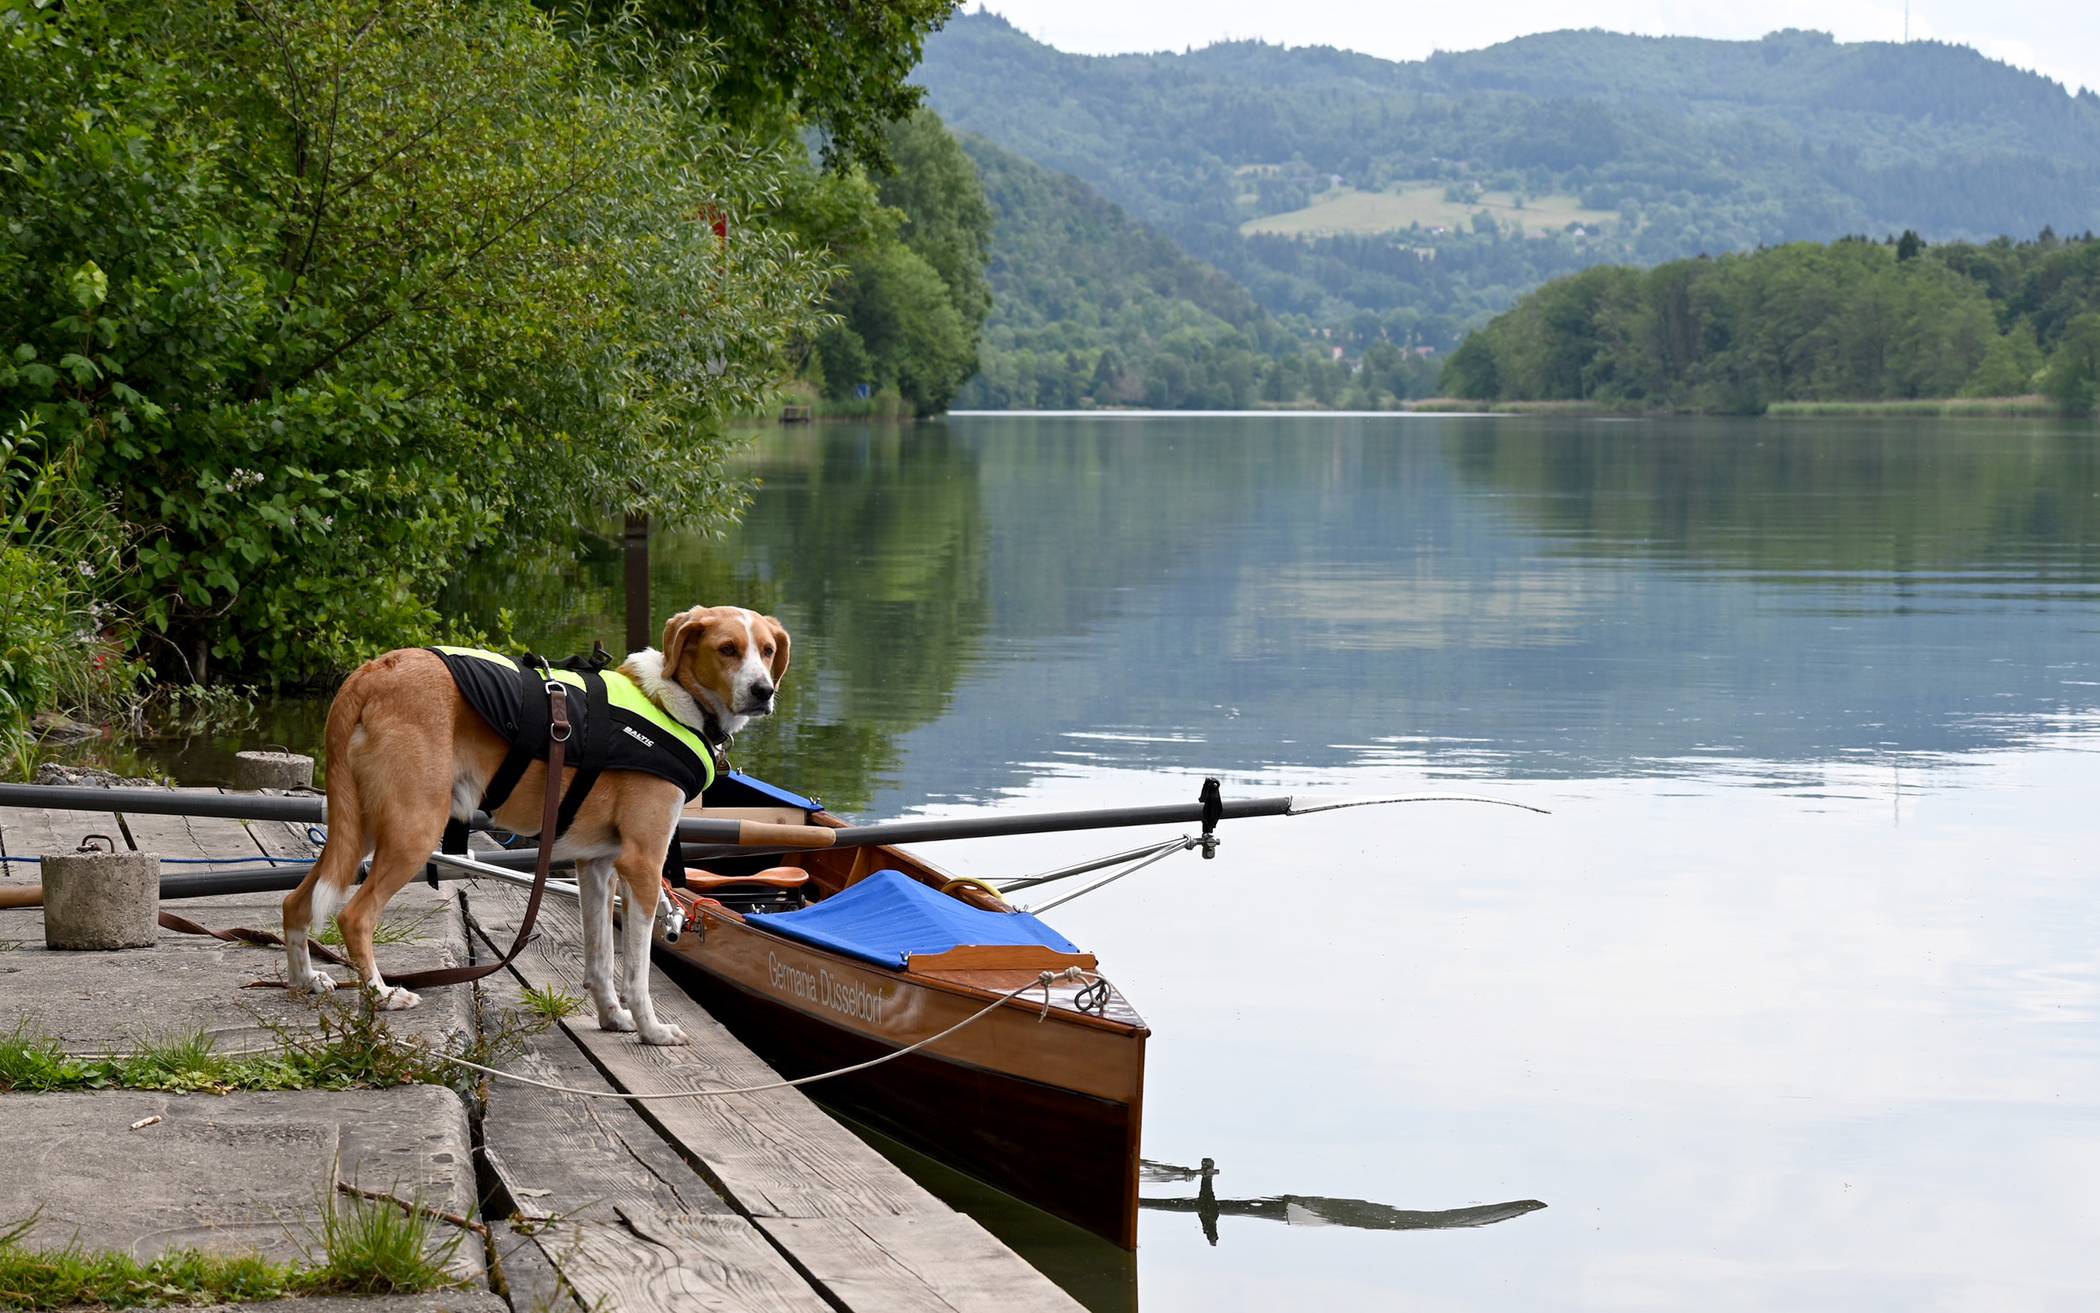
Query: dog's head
657,605,791,737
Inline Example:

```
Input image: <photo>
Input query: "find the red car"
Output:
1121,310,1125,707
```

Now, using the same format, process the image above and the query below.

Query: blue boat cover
746,869,1082,970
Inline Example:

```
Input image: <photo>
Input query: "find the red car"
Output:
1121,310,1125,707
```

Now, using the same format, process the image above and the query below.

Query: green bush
0,414,134,774
0,0,828,683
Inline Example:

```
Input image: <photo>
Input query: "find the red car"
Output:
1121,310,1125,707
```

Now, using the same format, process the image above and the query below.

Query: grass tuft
518,983,582,1022
0,1026,74,1093
308,1187,461,1296
0,995,554,1096
0,1172,467,1308
315,911,433,948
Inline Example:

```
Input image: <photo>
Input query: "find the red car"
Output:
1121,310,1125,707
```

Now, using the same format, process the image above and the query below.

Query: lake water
120,413,2100,1310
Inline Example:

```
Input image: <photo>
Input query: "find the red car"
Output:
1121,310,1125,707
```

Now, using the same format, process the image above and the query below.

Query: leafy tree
1960,325,2044,397
638,0,960,169
1445,233,2100,409
875,110,994,334
835,243,975,415
787,110,991,415
0,0,826,680
2042,313,2100,416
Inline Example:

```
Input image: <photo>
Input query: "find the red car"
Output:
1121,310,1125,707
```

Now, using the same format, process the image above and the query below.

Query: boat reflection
1140,1158,1546,1247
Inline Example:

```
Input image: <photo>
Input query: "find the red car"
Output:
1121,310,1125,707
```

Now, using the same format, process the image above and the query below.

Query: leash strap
554,670,611,837
159,908,354,968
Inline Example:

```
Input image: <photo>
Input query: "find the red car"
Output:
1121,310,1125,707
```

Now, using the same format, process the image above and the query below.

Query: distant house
1330,346,1345,362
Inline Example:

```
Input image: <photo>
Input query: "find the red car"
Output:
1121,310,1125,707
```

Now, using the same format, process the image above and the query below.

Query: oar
679,790,1549,863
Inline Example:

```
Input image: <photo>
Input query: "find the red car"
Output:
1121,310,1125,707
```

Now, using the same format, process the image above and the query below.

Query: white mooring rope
425,966,1102,1102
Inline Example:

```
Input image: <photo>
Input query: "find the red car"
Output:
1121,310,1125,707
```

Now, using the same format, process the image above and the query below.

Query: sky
971,0,2099,97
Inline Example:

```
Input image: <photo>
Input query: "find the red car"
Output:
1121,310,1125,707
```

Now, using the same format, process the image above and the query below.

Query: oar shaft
677,794,1298,861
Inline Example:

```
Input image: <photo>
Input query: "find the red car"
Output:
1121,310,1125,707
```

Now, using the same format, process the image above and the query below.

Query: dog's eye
761,646,774,661
718,642,738,657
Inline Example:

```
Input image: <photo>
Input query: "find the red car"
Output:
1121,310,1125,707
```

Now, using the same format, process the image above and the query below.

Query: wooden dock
0,791,1090,1313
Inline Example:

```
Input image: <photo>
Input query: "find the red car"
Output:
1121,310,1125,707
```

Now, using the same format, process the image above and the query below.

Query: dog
281,605,790,1045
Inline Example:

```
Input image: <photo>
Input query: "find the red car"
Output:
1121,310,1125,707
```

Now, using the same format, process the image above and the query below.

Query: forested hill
957,137,1436,409
919,13,2100,345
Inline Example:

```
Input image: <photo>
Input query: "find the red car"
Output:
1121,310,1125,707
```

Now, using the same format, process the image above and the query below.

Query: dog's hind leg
285,666,382,995
577,857,633,1032
337,817,447,1010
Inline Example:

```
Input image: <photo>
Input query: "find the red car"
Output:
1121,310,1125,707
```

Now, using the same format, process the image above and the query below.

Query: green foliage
641,0,960,170
0,412,136,775
308,1190,460,1297
0,0,828,683
1961,323,2044,397
790,110,991,416
0,1182,457,1307
518,983,583,1021
2042,313,2100,416
0,997,551,1096
0,1215,307,1309
1445,234,2100,410
918,13,2100,343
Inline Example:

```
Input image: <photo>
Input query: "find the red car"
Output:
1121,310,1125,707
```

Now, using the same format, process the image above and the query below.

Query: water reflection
1139,1159,1546,1247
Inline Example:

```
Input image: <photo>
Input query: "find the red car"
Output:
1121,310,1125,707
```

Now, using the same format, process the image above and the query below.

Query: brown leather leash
171,680,573,994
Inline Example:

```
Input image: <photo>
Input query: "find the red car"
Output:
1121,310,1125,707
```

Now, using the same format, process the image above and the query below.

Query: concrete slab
0,886,472,1055
0,1086,481,1280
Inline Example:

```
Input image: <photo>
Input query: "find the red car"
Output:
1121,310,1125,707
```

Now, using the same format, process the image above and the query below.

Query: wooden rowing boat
652,773,1149,1248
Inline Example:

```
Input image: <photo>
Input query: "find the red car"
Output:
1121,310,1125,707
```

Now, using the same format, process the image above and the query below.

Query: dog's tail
290,665,380,933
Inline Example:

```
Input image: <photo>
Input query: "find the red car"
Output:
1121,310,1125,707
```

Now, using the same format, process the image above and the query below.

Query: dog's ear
661,607,703,674
762,616,791,684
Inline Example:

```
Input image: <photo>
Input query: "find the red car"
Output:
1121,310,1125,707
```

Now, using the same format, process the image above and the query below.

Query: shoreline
751,393,2078,421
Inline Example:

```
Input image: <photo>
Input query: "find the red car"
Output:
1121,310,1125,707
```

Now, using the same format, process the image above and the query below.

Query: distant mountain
920,13,2100,344
957,135,1309,408
958,136,1439,410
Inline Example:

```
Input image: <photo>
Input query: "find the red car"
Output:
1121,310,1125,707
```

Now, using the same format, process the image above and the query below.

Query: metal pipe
0,782,762,845
0,782,328,823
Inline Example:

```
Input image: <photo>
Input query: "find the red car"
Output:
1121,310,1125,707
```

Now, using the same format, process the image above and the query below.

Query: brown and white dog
281,605,790,1045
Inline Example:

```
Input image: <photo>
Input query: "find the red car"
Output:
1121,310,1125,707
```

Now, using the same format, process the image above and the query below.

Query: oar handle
732,821,837,849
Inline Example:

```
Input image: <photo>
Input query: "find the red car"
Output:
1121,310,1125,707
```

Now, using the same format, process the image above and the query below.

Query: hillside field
1240,183,1623,239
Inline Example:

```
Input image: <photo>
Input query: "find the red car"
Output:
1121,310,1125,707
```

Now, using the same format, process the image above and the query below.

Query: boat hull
655,912,1146,1247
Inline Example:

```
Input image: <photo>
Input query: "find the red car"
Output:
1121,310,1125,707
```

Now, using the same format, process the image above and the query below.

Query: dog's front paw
289,972,338,998
597,1005,636,1033
638,1021,688,1047
368,984,421,1011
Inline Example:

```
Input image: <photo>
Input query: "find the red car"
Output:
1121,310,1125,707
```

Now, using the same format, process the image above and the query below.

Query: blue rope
0,825,331,867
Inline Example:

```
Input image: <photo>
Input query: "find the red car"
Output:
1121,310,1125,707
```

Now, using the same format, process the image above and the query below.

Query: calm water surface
132,415,2100,1310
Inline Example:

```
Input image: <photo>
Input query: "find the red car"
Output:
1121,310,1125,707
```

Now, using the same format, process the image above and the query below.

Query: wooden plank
548,1212,831,1313
759,1214,1087,1313
476,890,930,1222
0,804,127,870
477,975,735,1224
229,787,320,864
119,788,277,872
471,887,1087,1313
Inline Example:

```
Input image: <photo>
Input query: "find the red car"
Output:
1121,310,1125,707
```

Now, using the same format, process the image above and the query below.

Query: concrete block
233,752,315,791
41,846,158,950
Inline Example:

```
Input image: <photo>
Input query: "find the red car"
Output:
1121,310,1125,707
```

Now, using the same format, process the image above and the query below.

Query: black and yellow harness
428,646,718,855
